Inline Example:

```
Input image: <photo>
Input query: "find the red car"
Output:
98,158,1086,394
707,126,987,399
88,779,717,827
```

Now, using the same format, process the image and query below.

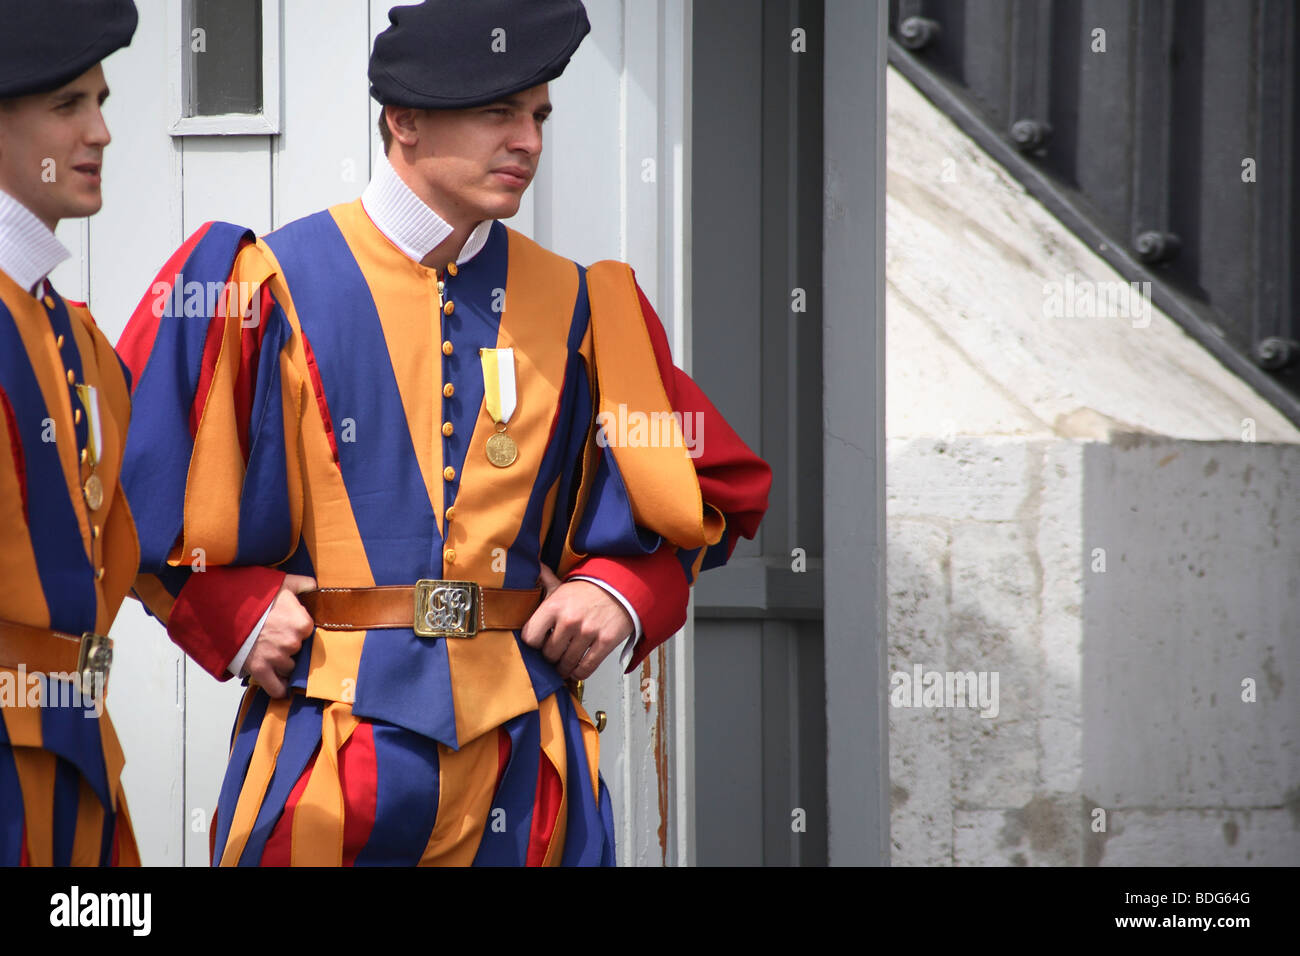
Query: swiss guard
118,0,771,866
0,0,140,866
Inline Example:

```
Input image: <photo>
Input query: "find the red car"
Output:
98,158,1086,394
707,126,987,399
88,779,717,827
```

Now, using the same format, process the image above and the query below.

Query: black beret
370,0,590,109
0,0,138,100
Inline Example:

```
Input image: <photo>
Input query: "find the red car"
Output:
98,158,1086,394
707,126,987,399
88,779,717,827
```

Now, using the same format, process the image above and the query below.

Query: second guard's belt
298,581,543,638
0,618,113,697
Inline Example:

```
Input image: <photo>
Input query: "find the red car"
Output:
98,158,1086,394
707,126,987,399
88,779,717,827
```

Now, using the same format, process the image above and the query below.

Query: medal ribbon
74,383,103,466
479,347,516,426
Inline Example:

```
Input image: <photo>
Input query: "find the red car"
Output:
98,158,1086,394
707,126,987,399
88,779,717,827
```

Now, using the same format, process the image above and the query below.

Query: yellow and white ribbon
75,383,103,467
479,347,516,427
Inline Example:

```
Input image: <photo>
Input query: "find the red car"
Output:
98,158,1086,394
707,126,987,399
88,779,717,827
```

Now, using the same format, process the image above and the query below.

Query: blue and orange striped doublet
0,270,140,867
117,203,771,865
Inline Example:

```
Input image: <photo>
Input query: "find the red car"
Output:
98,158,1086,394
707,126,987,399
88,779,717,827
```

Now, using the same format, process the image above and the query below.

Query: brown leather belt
0,619,113,696
298,580,543,638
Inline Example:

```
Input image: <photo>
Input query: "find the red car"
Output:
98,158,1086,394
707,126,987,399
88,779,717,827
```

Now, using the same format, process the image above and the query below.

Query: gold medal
486,430,518,467
83,474,104,511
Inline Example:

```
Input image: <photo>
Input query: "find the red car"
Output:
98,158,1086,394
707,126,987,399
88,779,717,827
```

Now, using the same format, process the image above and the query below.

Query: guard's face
403,83,551,223
0,64,112,231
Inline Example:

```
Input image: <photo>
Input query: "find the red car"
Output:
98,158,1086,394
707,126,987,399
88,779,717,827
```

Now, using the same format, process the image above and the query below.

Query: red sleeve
566,275,772,672
167,565,286,681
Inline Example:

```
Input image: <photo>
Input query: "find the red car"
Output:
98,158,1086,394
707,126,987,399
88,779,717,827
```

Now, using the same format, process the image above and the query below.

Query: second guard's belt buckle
76,632,113,697
413,579,480,638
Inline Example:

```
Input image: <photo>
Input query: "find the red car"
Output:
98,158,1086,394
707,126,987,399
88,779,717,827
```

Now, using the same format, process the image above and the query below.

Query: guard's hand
244,573,317,698
521,564,634,680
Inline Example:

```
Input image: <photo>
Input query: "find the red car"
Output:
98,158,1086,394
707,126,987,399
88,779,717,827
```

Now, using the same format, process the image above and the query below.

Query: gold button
66,369,76,385
56,333,65,349
43,295,55,309
443,301,455,316
441,421,454,437
74,408,82,425
445,505,456,522
446,262,458,277
91,524,101,539
442,340,454,355
444,548,456,564
79,448,88,465
95,567,105,581
443,466,456,482
443,383,455,398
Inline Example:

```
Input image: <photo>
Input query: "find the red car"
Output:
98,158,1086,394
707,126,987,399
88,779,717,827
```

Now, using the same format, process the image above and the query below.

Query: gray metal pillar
822,0,889,865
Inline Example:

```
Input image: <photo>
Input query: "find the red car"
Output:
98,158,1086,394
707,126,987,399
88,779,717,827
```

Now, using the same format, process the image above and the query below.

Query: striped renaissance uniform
116,156,771,866
0,189,140,867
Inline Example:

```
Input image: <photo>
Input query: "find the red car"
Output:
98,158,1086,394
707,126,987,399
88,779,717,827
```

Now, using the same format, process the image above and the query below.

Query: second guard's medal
480,346,518,467
76,384,105,511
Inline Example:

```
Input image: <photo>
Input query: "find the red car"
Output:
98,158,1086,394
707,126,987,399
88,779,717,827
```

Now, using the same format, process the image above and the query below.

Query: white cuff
227,600,275,678
569,574,642,669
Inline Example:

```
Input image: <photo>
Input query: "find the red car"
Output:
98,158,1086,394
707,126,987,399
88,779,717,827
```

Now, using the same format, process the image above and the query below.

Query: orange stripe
69,776,105,866
248,240,374,703
585,261,723,548
218,695,292,866
289,702,359,866
9,746,55,866
536,694,569,866
438,228,579,745
331,202,444,535
419,729,500,865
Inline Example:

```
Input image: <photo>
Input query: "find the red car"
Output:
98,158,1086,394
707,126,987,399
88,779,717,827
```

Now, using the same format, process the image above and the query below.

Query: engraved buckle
413,580,480,638
76,632,113,697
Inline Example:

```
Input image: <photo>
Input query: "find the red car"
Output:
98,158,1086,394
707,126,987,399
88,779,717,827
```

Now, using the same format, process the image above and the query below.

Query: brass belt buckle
413,579,480,638
77,632,113,698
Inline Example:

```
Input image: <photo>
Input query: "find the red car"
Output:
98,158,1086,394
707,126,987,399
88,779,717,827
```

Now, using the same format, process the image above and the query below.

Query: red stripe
261,750,315,866
188,313,226,439
209,806,219,864
299,330,339,464
0,386,27,523
18,824,28,867
496,727,511,790
116,222,215,388
526,751,563,867
339,722,378,866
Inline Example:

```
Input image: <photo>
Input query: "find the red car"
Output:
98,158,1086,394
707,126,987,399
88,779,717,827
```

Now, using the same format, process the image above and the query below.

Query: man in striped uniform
118,0,770,866
0,0,140,867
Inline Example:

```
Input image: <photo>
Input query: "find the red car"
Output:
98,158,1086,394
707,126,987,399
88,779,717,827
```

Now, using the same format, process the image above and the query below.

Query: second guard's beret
369,0,591,109
0,0,138,100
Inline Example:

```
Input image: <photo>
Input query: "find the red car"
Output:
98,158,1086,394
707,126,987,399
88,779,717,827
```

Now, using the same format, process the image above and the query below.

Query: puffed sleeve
116,223,304,678
554,262,771,671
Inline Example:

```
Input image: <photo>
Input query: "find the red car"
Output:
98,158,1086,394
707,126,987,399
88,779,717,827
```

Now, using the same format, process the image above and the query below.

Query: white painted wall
71,0,691,866
886,65,1300,865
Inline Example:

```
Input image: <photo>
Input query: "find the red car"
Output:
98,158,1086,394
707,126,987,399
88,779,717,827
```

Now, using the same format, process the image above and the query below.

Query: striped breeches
211,685,616,866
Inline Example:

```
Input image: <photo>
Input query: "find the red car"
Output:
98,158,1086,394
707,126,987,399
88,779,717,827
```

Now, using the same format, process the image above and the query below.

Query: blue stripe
121,222,254,570
42,290,89,456
265,212,458,743
503,261,589,591
238,694,323,865
473,712,540,865
38,674,111,812
264,211,436,582
353,720,441,866
0,733,25,865
50,755,80,866
557,691,611,866
212,689,269,864
234,303,294,565
0,301,97,633
437,220,508,539
574,444,664,555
